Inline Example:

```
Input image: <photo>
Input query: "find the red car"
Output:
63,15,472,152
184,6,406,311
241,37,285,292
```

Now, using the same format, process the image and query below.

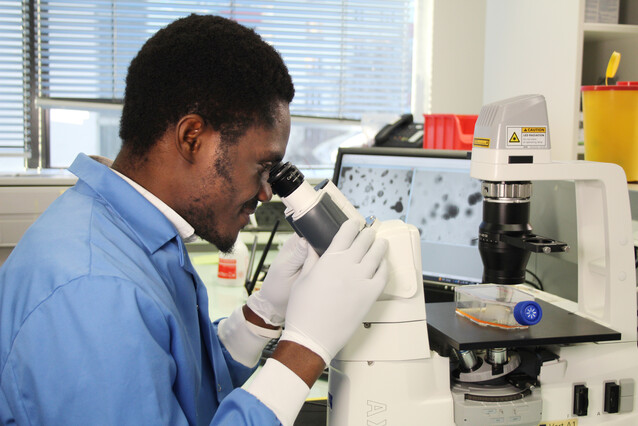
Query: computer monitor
332,147,484,291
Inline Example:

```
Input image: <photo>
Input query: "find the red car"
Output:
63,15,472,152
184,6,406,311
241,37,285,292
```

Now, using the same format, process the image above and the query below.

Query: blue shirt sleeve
0,276,280,425
212,389,281,425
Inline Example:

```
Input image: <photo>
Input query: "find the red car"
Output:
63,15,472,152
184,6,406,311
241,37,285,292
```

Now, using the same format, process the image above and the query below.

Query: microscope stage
426,301,621,353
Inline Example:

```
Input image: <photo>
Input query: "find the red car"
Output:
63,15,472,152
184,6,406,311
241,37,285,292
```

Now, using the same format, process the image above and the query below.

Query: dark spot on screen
390,199,404,213
442,204,459,220
468,192,482,206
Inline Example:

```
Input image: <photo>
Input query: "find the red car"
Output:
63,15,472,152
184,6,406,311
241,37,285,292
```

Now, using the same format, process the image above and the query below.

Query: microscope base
327,353,454,426
451,382,542,426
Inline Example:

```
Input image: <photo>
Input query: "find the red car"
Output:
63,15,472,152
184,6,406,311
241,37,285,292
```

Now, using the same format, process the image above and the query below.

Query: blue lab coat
0,153,280,425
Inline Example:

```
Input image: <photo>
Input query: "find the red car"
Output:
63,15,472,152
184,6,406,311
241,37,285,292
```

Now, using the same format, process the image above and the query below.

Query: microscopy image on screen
337,166,413,222
407,169,482,247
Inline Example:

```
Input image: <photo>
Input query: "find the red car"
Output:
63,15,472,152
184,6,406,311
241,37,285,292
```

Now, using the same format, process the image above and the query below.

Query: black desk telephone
374,113,424,148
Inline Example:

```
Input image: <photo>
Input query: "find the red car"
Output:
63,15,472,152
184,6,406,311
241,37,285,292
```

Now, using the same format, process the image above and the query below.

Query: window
3,0,415,172
0,1,29,171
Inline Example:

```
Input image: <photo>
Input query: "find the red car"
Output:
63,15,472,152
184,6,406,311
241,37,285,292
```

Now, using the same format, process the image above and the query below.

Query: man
0,14,388,426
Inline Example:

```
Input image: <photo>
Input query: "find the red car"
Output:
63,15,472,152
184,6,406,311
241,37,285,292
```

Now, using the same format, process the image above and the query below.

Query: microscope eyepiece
268,161,305,198
267,160,348,256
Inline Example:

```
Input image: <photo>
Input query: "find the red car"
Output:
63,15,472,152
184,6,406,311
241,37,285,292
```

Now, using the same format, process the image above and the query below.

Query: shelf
584,22,638,42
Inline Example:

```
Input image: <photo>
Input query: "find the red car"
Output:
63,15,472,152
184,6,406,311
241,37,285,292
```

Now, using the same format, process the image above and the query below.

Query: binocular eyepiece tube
268,161,351,256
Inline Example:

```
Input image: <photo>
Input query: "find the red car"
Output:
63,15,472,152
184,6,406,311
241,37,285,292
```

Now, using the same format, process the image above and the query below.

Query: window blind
3,0,414,169
0,1,28,158
35,0,414,119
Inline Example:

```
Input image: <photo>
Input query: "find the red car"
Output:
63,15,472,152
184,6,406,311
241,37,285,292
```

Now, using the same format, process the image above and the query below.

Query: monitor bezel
332,147,472,186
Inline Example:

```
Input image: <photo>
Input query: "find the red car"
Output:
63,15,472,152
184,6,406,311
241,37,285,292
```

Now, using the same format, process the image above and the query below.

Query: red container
423,114,478,150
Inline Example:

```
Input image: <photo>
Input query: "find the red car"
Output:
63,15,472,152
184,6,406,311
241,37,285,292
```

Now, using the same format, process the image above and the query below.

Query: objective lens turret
479,181,532,284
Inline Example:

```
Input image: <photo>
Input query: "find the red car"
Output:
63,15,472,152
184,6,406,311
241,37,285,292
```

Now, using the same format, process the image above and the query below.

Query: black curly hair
119,14,294,157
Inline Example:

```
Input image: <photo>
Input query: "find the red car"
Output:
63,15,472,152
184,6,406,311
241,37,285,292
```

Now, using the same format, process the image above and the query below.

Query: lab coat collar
68,153,180,256
109,164,197,243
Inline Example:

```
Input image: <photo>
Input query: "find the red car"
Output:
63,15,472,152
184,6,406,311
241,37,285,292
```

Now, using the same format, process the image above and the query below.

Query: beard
186,153,236,252
185,195,259,253
180,143,257,254
188,206,236,253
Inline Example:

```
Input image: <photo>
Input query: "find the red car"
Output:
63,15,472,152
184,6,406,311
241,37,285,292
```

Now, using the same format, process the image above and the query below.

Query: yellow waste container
581,82,638,181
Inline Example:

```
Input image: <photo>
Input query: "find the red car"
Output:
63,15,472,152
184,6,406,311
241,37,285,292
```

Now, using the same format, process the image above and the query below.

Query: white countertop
0,170,77,186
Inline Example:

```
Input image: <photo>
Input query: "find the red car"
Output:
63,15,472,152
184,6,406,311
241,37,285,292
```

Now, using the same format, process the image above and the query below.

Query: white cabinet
0,174,76,265
583,22,638,87
581,20,638,154
482,0,638,160
412,1,638,160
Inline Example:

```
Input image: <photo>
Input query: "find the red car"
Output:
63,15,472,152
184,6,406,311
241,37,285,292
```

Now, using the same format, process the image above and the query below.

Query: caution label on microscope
506,125,547,148
473,137,491,147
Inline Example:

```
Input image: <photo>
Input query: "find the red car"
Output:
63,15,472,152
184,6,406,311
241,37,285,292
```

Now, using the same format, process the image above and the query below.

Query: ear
174,114,215,164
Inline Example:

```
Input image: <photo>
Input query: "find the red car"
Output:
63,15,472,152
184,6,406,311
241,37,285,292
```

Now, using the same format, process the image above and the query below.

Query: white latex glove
280,219,389,364
246,233,310,327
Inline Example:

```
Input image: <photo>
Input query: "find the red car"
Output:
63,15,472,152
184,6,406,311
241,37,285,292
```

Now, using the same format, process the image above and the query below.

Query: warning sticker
506,126,547,148
473,137,490,148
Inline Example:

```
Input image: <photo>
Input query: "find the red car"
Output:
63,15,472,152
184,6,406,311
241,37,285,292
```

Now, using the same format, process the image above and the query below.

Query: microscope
269,94,638,425
268,162,450,425
426,94,638,425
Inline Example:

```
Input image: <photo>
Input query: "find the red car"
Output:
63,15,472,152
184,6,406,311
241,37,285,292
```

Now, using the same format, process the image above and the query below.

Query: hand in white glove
246,233,310,327
280,218,389,364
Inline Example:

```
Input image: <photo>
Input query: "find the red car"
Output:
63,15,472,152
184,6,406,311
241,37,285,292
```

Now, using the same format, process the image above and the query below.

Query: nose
257,175,273,202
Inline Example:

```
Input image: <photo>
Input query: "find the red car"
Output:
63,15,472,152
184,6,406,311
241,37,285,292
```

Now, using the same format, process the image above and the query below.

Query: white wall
482,0,584,160
430,0,486,115
412,0,487,119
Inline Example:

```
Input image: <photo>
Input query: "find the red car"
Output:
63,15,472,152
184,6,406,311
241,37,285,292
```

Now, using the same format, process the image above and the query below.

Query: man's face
181,103,290,252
